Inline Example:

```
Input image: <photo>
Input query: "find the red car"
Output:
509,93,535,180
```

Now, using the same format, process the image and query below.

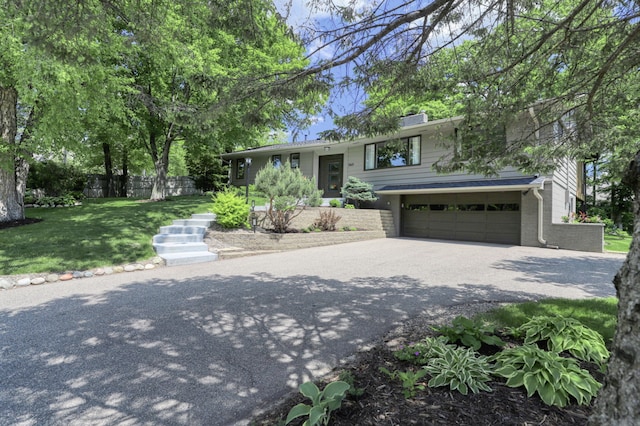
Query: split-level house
220,112,603,252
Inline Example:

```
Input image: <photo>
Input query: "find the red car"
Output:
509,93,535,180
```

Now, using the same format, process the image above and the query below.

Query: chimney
400,112,428,127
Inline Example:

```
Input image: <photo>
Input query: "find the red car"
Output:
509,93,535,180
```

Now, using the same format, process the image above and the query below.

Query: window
271,155,282,168
290,153,300,168
235,158,246,180
364,136,421,170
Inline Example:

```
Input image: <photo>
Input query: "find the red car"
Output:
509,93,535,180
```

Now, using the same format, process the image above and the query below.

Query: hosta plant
393,336,455,365
434,316,505,350
285,381,350,426
423,345,493,395
492,344,602,407
515,316,610,368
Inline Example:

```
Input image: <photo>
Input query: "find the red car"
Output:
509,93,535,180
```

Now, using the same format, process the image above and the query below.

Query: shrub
492,344,601,407
433,316,505,350
28,161,86,197
344,203,355,209
211,189,250,229
329,199,341,208
340,176,378,208
515,316,610,368
313,210,342,231
254,162,323,233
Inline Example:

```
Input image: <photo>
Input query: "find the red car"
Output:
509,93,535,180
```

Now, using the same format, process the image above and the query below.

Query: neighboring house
221,112,602,252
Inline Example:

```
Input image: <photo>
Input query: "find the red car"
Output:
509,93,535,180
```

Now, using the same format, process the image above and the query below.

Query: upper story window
290,153,300,168
364,135,421,170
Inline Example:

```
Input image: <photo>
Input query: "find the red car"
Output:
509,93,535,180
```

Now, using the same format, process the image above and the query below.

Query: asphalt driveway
0,238,624,425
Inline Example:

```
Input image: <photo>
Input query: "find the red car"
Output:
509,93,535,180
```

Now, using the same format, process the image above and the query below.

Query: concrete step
153,234,203,244
154,242,210,255
159,225,207,235
191,213,216,220
161,252,218,266
172,219,213,227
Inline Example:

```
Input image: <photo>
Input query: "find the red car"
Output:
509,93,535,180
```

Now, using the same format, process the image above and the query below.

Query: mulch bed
251,305,600,426
0,217,42,230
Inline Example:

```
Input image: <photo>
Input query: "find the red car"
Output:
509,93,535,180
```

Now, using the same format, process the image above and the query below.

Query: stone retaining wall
209,230,387,251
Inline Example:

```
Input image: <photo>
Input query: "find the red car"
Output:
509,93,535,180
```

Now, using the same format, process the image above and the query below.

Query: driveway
0,238,624,425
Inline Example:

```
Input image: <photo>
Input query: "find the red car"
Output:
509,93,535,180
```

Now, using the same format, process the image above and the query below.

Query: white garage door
402,192,521,245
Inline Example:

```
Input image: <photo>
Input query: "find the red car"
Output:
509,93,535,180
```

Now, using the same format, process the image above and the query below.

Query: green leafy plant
338,370,365,398
340,176,378,208
379,367,428,398
515,316,610,368
329,199,341,208
393,336,454,365
434,316,505,350
424,346,493,395
343,204,355,209
285,381,350,426
254,162,323,233
211,188,250,229
312,209,342,231
492,344,602,407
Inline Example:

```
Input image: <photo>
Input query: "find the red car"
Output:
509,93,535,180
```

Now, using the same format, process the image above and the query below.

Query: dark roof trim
376,176,546,194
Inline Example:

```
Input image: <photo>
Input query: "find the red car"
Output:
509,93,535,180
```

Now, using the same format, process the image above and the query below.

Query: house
220,112,603,252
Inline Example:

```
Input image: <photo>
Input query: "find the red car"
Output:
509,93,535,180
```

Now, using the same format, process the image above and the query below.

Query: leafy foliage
393,336,454,365
340,176,377,208
254,162,322,233
211,188,249,229
338,370,365,399
492,345,602,407
379,367,428,399
515,316,610,368
285,381,349,426
424,346,493,395
28,161,86,197
434,316,505,350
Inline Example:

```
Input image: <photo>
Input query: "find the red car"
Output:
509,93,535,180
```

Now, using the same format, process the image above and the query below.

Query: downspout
532,188,546,246
532,187,559,249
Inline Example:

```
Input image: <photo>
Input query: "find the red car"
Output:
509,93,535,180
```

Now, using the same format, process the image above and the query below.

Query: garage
402,191,521,244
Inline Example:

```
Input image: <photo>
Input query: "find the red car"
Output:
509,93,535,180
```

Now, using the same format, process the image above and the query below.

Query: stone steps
153,213,218,266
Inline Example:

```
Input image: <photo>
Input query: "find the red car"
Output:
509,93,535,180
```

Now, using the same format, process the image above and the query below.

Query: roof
220,139,334,158
376,176,546,195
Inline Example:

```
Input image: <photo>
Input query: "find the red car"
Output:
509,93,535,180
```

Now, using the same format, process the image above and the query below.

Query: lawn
604,232,632,253
0,196,214,275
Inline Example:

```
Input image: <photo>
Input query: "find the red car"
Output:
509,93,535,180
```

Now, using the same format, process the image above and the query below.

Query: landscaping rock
59,273,73,281
0,278,13,290
94,268,105,276
144,264,155,270
113,266,125,273
83,271,94,278
104,267,114,275
123,265,136,272
135,264,145,271
30,277,46,285
17,278,31,287
72,271,83,279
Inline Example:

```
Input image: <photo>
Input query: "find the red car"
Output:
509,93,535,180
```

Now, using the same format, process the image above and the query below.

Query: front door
318,154,343,198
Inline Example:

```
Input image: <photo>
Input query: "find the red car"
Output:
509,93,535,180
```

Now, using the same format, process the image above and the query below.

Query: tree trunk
0,86,24,222
102,142,116,197
589,151,640,424
120,148,128,197
150,137,171,201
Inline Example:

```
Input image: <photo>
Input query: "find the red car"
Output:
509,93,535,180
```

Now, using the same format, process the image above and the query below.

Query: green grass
0,195,214,275
604,232,632,253
475,297,618,344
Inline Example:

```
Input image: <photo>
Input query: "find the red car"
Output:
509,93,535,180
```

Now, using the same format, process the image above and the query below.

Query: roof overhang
376,176,546,195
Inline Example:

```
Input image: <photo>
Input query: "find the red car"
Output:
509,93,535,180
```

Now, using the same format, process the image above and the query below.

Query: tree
254,161,322,233
275,0,639,422
341,176,378,208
